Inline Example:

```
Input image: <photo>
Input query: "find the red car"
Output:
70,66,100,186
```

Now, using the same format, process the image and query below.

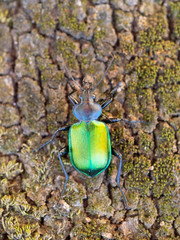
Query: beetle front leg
33,125,71,152
112,147,130,210
101,82,123,109
101,97,113,109
68,95,79,105
68,90,80,106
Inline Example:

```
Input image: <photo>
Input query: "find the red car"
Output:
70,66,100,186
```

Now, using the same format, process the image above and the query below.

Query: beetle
35,56,131,209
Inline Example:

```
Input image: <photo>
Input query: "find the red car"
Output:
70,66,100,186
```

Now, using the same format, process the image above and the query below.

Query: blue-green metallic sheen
69,121,111,177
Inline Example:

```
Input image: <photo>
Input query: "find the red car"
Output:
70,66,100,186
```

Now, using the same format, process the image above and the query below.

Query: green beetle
35,57,129,209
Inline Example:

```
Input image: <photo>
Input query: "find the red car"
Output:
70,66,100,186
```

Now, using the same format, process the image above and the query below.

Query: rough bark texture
0,0,179,239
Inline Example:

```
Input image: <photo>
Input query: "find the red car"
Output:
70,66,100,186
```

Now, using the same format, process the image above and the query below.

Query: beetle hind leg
55,147,69,206
112,148,130,210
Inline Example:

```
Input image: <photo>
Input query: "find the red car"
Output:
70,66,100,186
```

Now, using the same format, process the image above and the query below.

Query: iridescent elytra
69,120,111,177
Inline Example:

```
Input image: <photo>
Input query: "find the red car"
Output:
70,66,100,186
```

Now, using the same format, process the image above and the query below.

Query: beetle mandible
35,56,130,210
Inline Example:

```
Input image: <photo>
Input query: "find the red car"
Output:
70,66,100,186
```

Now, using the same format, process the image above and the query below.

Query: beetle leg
112,148,130,210
102,118,145,125
101,97,113,109
33,126,71,152
68,95,79,105
101,82,123,109
57,146,69,201
67,89,80,105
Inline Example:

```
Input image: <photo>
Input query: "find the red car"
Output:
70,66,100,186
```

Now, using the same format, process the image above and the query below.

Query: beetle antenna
61,56,83,91
91,56,115,92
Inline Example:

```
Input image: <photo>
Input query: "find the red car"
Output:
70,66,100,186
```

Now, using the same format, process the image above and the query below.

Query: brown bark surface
0,0,179,239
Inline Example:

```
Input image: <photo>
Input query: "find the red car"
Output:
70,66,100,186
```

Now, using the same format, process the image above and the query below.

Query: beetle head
62,56,114,121
73,89,102,121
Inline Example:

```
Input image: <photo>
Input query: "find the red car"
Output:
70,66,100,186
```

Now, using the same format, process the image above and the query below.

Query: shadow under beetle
35,56,131,210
